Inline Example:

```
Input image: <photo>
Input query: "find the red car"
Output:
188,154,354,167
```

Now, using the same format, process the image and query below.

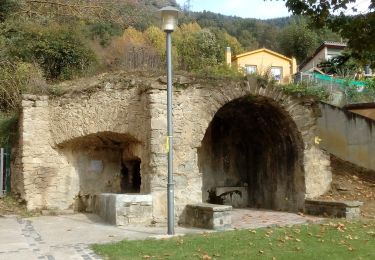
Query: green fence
0,147,11,197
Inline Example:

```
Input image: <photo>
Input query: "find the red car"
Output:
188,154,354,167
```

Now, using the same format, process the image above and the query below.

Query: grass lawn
93,220,375,260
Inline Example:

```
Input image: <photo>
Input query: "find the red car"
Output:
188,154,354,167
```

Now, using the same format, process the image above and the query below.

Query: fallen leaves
336,223,346,232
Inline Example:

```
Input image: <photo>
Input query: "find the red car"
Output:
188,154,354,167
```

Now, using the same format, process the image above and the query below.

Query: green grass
93,220,375,260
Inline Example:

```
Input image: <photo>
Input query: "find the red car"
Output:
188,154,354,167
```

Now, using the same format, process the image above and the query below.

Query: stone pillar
147,87,203,223
304,145,332,198
20,95,74,210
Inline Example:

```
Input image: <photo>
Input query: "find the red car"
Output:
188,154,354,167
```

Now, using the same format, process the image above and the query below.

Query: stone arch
189,80,322,212
190,81,317,149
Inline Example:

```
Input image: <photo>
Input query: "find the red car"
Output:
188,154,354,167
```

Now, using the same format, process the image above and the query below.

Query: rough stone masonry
11,72,332,223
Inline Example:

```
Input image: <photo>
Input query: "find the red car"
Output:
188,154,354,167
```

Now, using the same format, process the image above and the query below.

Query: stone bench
305,199,363,219
184,203,232,230
95,193,153,226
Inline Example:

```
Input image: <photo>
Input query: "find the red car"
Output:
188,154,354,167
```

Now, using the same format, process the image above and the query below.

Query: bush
3,20,97,80
343,81,375,103
282,82,329,100
86,21,122,47
0,60,46,112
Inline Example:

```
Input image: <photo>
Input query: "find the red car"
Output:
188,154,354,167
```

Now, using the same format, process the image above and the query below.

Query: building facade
226,47,297,84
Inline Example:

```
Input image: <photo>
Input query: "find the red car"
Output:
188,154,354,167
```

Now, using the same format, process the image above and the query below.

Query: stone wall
13,72,332,222
317,102,375,171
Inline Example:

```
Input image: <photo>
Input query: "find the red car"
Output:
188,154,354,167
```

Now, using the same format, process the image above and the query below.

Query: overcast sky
175,0,372,19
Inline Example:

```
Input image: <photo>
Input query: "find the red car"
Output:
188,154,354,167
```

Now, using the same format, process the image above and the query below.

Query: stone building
12,72,332,223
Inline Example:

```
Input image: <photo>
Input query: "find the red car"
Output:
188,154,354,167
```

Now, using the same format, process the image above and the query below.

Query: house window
245,65,257,74
271,67,283,81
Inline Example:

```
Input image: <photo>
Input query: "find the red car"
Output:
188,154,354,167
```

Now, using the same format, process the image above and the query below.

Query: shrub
196,64,244,78
0,112,18,147
282,82,329,100
0,60,46,112
3,20,97,80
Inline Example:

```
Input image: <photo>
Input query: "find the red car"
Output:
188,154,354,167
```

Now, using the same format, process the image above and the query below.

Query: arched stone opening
58,131,146,211
198,96,305,212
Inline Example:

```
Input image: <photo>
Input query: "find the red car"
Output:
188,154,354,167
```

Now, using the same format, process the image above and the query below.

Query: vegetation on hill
0,0,373,146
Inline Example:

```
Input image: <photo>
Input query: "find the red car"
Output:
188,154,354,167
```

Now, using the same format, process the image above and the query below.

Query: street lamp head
159,6,180,32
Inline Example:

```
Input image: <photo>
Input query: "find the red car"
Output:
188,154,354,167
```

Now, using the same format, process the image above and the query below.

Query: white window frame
245,65,257,75
271,66,283,81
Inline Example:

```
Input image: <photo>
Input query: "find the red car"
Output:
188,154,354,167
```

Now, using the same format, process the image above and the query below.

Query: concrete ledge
184,203,232,230
95,193,153,226
305,199,363,219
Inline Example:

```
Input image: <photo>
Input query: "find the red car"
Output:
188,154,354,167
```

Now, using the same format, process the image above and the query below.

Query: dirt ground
319,155,375,219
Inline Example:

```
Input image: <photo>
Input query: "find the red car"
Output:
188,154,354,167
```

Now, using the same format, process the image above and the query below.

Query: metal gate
0,147,10,197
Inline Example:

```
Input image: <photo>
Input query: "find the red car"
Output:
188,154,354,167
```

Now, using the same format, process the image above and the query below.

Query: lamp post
159,6,179,236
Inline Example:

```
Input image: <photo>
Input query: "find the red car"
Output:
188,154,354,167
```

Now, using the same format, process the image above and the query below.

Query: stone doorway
120,159,141,193
198,96,305,212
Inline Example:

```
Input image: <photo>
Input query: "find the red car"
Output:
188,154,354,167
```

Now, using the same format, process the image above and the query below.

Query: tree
238,30,258,51
318,51,360,77
254,22,280,50
283,0,375,63
175,24,222,71
278,21,319,62
210,28,244,57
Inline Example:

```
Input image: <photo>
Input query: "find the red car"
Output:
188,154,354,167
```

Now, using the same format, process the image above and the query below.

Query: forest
0,0,372,141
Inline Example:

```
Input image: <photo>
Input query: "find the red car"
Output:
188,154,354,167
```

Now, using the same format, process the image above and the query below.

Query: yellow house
226,47,297,84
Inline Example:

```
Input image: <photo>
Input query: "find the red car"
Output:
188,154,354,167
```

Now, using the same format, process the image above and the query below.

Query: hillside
320,155,375,219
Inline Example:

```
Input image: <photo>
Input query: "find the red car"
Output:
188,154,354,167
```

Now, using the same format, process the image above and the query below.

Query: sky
175,0,372,19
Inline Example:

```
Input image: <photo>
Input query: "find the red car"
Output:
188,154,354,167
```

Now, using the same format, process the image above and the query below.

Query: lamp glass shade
160,6,179,31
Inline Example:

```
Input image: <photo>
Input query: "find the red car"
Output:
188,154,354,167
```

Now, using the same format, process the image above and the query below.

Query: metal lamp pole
159,6,179,236
166,29,174,235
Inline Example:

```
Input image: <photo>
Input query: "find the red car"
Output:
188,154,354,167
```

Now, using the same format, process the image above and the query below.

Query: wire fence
295,72,375,106
113,47,164,71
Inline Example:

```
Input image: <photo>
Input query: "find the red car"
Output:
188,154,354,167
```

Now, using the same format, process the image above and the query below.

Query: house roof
232,48,293,62
299,41,347,70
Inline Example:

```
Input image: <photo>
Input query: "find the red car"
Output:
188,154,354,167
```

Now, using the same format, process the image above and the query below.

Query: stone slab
305,199,363,219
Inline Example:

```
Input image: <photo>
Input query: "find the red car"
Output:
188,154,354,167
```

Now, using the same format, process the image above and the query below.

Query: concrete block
184,203,232,230
95,193,153,226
